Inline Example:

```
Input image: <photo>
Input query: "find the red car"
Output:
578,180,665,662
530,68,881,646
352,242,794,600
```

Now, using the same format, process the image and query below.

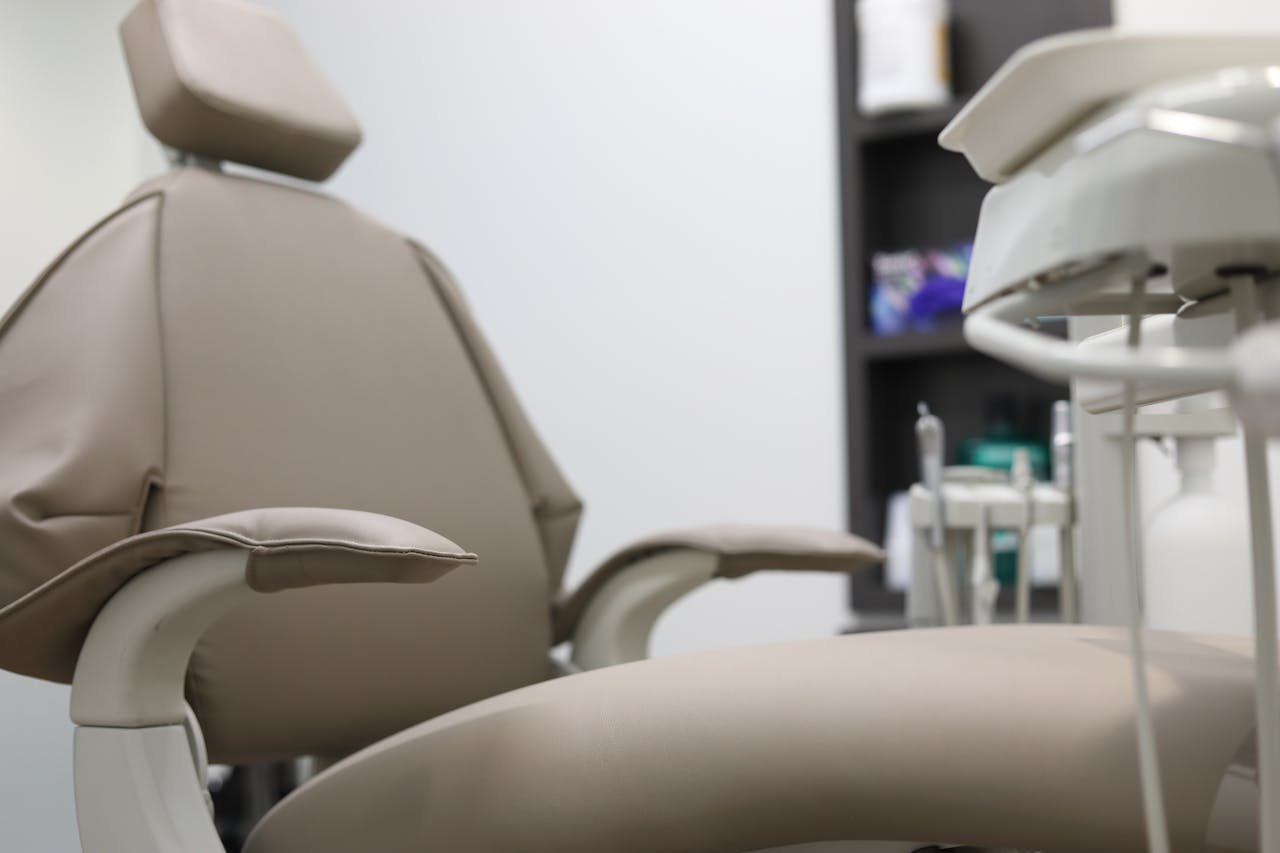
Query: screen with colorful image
868,241,971,336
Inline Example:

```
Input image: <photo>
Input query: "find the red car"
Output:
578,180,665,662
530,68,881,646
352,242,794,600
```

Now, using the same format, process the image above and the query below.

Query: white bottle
1143,434,1253,635
856,0,951,116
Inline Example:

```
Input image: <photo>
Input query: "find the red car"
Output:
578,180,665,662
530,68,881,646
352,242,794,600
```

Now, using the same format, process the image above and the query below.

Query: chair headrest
120,0,363,181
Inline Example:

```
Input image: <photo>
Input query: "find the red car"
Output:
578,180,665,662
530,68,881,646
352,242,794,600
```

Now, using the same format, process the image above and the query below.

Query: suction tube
963,255,1236,387
1228,274,1280,853
1118,276,1172,853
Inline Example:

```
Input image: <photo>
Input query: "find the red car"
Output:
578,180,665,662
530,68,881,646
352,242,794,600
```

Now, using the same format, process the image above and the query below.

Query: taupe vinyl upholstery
246,626,1256,853
0,166,579,761
0,507,475,682
121,0,362,180
414,243,584,592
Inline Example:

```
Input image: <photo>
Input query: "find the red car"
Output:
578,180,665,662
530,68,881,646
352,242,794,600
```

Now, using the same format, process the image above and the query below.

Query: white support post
1228,273,1280,853
75,725,222,853
1071,315,1133,626
570,550,717,671
71,550,252,853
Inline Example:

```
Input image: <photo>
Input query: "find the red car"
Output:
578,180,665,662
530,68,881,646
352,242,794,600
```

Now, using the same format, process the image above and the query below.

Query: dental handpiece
916,402,958,625
1051,399,1078,623
1052,400,1073,493
1012,446,1035,624
972,504,997,625
915,402,945,549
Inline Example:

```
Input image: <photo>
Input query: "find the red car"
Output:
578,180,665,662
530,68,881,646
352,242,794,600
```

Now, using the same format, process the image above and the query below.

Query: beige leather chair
0,1,1260,851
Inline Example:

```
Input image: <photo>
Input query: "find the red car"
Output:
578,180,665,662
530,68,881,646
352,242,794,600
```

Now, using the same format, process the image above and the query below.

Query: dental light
943,30,1280,853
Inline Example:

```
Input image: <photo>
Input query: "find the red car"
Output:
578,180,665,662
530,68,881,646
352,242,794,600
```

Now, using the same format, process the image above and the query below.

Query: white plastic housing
76,725,221,853
570,550,717,671
957,66,1280,312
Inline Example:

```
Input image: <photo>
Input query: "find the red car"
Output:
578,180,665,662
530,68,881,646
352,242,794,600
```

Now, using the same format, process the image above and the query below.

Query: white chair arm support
64,508,474,853
561,525,884,671
64,506,475,725
568,549,719,671
72,550,257,853
72,549,252,727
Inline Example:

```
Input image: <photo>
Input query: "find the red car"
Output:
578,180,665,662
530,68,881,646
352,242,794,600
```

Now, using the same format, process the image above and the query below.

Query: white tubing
1014,529,1033,624
1120,278,1172,853
965,268,1237,386
1229,274,1280,853
1059,526,1078,623
1242,426,1278,851
931,546,960,627
970,506,996,626
1013,452,1035,625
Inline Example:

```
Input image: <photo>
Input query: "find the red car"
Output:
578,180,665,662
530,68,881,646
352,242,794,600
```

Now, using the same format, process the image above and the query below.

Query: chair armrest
0,506,474,725
133,506,475,593
54,507,474,853
0,506,476,688
554,524,883,669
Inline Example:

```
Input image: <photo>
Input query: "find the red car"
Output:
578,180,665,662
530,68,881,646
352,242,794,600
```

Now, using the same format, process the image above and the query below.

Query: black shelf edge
857,326,970,361
853,102,965,144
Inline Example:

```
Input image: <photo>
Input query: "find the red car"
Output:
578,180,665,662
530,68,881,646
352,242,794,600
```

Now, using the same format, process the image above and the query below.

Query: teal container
955,396,1049,585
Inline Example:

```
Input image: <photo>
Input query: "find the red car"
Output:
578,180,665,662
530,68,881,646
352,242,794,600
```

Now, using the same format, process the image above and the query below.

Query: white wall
0,3,148,849
1115,0,1280,30
264,0,850,655
0,1,151,301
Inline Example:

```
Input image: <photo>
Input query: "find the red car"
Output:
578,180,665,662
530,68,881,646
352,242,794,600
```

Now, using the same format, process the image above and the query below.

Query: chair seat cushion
245,625,1255,853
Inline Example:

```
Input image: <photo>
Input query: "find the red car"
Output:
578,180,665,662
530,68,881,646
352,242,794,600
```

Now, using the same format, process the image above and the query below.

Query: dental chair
0,2,1260,851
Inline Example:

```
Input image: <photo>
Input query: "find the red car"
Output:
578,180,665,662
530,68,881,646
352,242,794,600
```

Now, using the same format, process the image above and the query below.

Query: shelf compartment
854,102,965,144
861,136,986,254
860,326,970,360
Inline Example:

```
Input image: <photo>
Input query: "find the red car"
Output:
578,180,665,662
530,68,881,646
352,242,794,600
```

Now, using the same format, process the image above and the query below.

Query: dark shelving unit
861,325,969,361
855,104,962,143
834,0,1112,616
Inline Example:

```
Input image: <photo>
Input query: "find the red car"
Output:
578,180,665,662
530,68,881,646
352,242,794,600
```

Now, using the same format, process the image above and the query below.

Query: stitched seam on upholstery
152,182,172,529
0,194,165,345
128,480,162,539
407,241,536,501
0,530,473,619
406,239,584,552
258,543,471,557
132,188,169,536
172,529,475,559
138,169,202,727
407,240,575,601
2,196,169,538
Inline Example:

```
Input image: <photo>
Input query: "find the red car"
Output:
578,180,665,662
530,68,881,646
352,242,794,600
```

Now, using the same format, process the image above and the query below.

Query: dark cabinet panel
834,0,1111,616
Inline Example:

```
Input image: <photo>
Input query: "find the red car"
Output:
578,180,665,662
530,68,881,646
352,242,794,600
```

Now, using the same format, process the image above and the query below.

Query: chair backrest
0,0,581,763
